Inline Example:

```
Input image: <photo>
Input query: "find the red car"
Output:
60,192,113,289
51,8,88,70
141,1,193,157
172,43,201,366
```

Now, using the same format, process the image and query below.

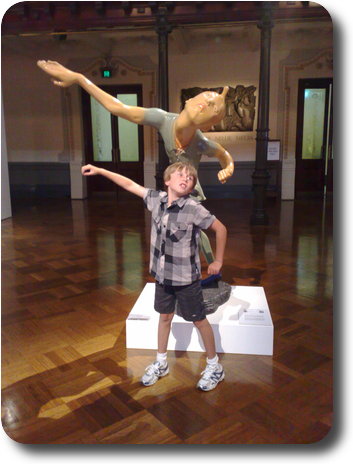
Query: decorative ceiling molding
2,1,331,37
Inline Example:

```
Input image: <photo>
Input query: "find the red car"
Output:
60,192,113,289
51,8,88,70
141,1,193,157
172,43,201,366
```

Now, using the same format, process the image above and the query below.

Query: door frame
81,84,144,195
295,77,333,196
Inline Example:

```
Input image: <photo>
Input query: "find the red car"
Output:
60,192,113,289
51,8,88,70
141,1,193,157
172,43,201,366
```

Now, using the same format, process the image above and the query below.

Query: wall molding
8,162,70,199
199,161,280,199
8,160,282,201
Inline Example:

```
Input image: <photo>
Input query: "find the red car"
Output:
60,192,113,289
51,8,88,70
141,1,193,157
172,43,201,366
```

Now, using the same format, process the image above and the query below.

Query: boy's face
165,168,195,197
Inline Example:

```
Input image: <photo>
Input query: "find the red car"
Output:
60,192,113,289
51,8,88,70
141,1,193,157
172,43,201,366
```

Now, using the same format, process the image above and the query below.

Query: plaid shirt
144,189,216,286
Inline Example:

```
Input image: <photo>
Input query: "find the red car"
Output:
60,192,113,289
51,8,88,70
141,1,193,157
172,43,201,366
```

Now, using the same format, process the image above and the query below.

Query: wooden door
81,84,144,194
295,78,333,196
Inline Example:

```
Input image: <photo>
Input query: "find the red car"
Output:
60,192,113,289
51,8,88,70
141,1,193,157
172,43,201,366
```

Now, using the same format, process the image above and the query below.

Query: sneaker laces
145,361,163,376
200,363,218,380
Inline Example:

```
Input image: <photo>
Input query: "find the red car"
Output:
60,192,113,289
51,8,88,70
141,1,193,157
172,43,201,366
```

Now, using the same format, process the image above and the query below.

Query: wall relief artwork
181,85,257,132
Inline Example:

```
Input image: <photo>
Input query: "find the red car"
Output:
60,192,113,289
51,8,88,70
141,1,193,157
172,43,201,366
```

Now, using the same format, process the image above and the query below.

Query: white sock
206,354,219,366
156,352,167,365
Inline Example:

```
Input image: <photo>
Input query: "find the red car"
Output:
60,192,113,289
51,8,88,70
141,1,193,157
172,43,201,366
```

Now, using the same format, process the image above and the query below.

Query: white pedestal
126,284,273,356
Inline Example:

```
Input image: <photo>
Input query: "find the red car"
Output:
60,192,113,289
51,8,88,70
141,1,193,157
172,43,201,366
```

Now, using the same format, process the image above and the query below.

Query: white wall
2,53,65,163
1,97,12,219
1,19,333,199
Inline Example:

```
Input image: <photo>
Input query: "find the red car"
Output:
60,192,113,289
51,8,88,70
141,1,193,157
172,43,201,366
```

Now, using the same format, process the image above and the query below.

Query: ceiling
2,1,331,37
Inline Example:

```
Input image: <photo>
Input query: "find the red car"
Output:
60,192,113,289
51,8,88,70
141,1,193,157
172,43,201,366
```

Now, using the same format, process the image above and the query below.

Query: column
1,97,12,219
251,2,274,225
155,6,173,189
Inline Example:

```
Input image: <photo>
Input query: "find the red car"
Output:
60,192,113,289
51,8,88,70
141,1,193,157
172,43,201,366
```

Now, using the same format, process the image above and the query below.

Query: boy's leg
193,318,216,360
194,319,224,391
158,313,174,354
141,283,174,387
175,281,214,355
141,313,172,387
155,283,175,354
175,281,224,391
193,319,225,391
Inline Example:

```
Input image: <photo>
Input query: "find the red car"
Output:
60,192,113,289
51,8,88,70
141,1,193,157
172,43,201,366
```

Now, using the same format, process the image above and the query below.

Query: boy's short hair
163,162,198,189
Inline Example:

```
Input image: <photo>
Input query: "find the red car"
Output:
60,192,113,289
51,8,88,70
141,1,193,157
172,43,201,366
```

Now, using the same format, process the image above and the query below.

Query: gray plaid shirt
144,189,216,286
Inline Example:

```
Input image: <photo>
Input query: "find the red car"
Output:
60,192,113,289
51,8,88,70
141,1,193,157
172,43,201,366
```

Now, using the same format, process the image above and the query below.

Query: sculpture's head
183,86,229,131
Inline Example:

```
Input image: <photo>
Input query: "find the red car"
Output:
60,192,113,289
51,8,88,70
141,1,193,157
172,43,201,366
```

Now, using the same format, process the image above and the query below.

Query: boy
81,161,227,391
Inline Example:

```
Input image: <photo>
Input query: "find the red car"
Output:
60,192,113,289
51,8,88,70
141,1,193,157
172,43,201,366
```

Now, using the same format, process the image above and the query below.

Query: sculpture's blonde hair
163,162,197,189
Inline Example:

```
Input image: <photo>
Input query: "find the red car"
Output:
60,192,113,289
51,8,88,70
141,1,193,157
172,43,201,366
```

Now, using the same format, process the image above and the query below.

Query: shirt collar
160,191,189,208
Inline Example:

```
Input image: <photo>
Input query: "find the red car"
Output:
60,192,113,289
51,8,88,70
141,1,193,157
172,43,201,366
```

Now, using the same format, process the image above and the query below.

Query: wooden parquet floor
1,195,333,444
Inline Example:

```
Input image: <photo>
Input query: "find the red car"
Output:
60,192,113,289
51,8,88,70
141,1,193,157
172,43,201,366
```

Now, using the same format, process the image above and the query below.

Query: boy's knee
193,317,207,328
159,313,174,324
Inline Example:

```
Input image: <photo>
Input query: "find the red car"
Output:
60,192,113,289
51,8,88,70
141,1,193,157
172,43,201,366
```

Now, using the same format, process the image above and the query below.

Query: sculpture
37,60,234,265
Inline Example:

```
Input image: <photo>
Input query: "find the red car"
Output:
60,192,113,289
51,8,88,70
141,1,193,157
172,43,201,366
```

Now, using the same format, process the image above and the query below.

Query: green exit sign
101,68,112,78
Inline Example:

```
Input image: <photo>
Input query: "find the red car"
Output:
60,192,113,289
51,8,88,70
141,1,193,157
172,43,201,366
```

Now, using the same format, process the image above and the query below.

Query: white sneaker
141,361,169,386
197,363,225,391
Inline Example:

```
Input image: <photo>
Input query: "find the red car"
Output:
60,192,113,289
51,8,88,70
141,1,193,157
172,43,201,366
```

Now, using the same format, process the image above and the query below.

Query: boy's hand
81,164,101,176
207,260,222,275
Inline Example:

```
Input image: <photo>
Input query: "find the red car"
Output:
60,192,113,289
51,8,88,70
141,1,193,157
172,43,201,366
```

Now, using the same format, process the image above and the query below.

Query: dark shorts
154,280,206,322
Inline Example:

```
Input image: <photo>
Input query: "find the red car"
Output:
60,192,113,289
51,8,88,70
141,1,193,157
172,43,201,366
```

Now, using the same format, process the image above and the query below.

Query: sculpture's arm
212,143,234,184
37,60,146,124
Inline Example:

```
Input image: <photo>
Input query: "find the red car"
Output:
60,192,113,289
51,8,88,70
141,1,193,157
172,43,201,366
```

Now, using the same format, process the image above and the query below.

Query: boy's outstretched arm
207,219,227,275
82,164,146,198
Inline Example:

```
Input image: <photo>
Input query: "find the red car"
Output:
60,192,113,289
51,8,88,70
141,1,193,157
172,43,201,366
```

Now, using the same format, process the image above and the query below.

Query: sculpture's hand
217,165,234,184
37,60,79,88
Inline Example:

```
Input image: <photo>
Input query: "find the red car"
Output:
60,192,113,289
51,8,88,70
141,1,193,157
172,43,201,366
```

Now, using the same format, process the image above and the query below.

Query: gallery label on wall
267,140,281,161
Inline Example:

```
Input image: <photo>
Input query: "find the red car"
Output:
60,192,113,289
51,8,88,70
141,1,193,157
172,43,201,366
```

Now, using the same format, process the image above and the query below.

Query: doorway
295,78,333,196
81,84,144,195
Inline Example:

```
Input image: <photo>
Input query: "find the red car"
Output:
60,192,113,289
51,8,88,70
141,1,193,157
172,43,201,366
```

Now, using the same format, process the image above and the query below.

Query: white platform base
126,284,273,356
